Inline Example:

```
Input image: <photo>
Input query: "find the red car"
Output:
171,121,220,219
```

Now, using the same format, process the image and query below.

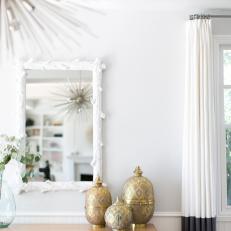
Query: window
214,37,231,216
208,36,231,217
223,49,231,206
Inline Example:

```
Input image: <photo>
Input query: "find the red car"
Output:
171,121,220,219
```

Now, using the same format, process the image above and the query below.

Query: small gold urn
122,166,155,227
105,197,133,231
85,177,112,229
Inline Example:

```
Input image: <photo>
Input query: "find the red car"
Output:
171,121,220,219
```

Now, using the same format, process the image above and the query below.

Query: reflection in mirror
25,70,93,182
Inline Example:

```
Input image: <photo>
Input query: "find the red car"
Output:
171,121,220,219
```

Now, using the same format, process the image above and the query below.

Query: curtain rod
189,14,231,20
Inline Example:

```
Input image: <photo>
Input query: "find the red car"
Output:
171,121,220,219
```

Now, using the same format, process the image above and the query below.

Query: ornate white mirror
16,59,105,193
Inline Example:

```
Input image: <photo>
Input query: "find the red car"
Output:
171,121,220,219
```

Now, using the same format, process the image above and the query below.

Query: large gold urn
122,166,155,227
85,177,112,228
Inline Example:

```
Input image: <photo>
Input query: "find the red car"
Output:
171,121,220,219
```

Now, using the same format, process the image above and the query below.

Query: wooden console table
4,224,157,231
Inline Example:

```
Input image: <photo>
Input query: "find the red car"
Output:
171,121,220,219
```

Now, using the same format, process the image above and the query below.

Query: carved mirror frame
16,59,105,193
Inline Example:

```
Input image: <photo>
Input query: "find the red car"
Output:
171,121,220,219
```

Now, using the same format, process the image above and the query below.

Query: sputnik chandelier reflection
53,80,92,117
0,0,93,61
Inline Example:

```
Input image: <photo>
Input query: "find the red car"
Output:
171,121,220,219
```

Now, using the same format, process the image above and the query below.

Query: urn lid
85,176,112,208
113,197,126,207
122,166,154,205
93,176,103,187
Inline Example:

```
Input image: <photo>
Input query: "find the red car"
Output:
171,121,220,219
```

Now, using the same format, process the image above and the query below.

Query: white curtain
182,18,217,231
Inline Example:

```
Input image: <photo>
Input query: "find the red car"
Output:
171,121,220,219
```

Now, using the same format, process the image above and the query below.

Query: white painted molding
217,215,231,222
213,35,231,218
20,181,92,193
14,211,182,224
154,211,182,217
14,212,88,224
14,58,105,193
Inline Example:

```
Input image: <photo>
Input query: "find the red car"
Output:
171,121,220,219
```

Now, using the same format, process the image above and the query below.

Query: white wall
0,2,231,231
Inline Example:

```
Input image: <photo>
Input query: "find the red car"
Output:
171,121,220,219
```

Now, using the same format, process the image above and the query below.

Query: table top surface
5,224,157,231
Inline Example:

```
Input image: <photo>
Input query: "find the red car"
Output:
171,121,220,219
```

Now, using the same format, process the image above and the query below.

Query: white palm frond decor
0,0,94,62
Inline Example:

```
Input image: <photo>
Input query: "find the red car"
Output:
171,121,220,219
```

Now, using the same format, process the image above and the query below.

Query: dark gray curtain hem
182,216,216,231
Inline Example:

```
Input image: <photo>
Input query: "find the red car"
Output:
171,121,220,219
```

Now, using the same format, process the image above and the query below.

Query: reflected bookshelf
26,111,64,177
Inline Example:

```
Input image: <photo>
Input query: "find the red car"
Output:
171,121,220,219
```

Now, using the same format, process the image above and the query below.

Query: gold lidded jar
122,166,155,227
105,197,133,231
85,176,112,229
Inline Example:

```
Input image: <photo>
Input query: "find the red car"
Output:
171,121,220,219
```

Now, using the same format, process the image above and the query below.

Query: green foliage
20,152,41,183
0,135,21,173
0,163,5,172
226,129,231,204
21,175,29,183
20,153,41,165
0,135,41,183
3,155,11,165
224,90,231,124
224,50,231,65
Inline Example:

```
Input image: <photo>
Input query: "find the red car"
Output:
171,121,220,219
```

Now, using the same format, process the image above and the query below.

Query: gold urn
122,166,155,227
105,197,133,231
85,176,112,228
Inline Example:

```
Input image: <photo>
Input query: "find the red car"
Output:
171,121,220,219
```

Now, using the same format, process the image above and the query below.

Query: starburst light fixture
53,80,92,117
0,0,94,61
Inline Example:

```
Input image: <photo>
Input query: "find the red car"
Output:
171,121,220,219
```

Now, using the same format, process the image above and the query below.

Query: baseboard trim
154,212,182,217
217,215,231,222
14,212,182,224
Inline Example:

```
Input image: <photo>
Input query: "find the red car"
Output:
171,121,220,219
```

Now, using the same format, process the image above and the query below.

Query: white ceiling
86,0,231,11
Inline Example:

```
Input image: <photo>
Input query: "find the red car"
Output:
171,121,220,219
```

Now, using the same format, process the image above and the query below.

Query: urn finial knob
115,196,120,203
94,176,103,187
134,166,143,177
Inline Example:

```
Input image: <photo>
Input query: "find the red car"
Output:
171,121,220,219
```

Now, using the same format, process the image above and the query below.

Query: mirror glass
25,70,93,182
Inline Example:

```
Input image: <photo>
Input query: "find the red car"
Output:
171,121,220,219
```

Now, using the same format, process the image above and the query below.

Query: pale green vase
0,171,16,228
